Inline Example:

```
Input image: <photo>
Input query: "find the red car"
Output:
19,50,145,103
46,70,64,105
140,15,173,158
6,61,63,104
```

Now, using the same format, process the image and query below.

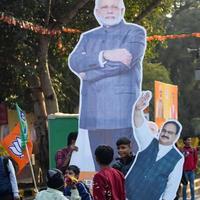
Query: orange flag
0,123,33,173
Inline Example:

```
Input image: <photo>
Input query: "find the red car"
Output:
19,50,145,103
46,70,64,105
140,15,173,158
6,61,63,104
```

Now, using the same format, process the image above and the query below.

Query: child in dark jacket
112,137,135,176
64,165,93,200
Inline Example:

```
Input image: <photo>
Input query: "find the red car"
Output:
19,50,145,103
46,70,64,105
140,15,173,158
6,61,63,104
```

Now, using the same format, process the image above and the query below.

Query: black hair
67,132,78,146
67,165,80,176
47,168,64,190
116,137,131,146
163,121,181,135
95,145,114,165
183,137,191,142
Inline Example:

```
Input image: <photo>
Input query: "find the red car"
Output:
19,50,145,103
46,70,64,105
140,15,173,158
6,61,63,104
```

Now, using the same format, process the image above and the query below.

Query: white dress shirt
98,51,107,67
135,121,184,200
7,159,20,198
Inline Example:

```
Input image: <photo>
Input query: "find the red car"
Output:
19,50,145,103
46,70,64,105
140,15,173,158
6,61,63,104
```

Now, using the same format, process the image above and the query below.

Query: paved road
180,194,200,200
24,195,200,200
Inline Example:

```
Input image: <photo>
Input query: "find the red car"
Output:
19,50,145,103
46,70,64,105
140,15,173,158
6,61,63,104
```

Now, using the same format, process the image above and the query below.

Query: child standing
64,165,93,200
112,137,135,176
93,145,126,200
34,169,80,200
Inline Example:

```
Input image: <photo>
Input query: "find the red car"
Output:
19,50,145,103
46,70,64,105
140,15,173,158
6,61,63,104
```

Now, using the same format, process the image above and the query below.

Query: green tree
159,2,200,136
143,62,172,91
0,0,175,180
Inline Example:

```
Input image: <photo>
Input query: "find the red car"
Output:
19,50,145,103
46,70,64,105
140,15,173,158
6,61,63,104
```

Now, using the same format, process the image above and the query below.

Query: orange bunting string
57,37,63,49
147,33,200,42
0,12,200,42
0,12,80,35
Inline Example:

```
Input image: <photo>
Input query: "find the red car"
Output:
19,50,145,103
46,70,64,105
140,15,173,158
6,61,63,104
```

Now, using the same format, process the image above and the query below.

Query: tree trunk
38,36,59,114
31,35,60,183
28,74,48,184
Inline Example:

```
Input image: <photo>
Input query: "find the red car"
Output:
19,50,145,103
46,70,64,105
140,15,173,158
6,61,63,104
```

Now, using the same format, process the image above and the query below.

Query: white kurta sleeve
135,120,155,151
8,160,19,198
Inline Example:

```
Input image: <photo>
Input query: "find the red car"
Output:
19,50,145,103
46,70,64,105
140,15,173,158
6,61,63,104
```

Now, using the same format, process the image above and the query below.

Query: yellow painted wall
7,109,35,131
177,137,199,148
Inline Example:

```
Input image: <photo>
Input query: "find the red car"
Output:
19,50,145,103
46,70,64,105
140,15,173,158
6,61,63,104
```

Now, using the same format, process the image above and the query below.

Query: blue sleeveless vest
126,139,182,200
0,157,13,195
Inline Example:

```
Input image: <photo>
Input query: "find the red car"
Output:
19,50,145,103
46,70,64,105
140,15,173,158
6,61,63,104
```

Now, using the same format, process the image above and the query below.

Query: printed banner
154,81,178,127
67,1,146,191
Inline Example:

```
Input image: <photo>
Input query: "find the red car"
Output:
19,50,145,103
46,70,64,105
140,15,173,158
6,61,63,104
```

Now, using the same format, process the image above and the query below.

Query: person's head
159,120,182,146
47,169,64,191
183,137,192,147
116,137,132,158
95,145,114,166
67,132,78,146
65,165,80,179
94,0,125,26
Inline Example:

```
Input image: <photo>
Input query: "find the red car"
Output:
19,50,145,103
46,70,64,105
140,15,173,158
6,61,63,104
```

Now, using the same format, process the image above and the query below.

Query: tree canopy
0,0,175,112
158,2,200,135
2,0,199,177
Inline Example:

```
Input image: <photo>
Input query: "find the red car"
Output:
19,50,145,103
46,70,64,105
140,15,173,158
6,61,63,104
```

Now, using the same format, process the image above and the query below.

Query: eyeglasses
161,128,176,135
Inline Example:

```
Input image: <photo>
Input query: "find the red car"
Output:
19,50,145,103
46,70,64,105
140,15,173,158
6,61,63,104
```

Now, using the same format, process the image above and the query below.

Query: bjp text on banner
154,81,178,128
0,123,33,173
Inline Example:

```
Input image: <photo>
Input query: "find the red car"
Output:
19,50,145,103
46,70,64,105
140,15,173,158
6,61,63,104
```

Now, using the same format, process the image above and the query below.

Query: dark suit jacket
69,20,146,130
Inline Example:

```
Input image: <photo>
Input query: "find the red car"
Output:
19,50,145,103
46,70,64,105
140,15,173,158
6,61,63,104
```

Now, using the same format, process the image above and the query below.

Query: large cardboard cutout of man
68,0,146,171
126,91,184,200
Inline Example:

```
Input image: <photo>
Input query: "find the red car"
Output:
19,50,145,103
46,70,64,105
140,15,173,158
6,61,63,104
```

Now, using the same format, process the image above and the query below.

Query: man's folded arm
82,61,130,81
68,34,102,73
83,28,146,82
122,27,147,68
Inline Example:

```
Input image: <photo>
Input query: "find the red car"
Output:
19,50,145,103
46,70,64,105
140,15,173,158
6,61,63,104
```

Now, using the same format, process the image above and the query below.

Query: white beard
96,15,123,26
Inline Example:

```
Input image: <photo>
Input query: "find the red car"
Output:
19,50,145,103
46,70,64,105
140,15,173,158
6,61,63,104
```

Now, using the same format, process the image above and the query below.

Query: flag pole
16,104,38,193
26,145,38,193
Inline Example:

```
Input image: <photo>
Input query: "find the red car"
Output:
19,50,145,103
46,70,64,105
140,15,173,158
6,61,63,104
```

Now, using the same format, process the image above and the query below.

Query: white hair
95,0,125,9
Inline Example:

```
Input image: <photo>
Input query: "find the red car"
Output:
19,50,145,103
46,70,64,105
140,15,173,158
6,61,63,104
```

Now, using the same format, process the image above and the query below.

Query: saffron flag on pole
16,104,28,151
0,123,33,173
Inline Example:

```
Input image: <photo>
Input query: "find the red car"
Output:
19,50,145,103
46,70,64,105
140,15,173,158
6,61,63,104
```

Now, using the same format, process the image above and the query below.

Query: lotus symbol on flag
9,137,24,158
20,111,26,121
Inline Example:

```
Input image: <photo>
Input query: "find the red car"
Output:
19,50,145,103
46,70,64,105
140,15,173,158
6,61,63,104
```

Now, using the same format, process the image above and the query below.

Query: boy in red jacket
182,137,198,200
93,145,126,200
